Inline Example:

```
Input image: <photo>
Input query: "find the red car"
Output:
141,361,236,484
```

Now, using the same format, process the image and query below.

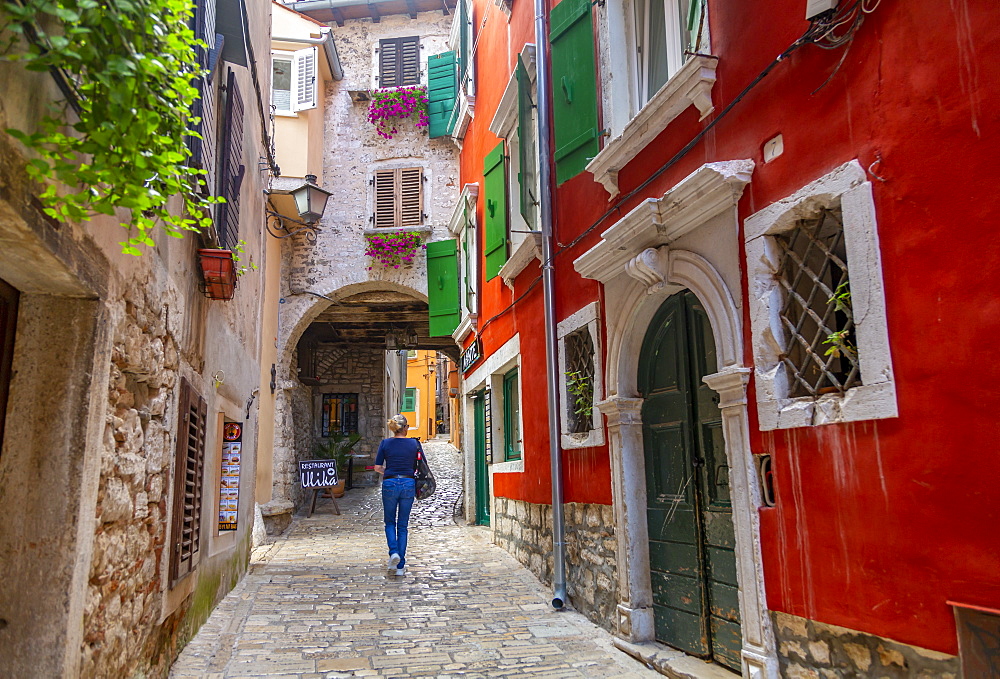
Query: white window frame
745,160,898,430
448,183,480,342
271,47,317,116
589,0,716,197
557,302,605,449
489,44,541,288
448,0,475,100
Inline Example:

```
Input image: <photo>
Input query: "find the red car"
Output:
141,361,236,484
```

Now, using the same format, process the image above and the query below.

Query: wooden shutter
0,278,17,452
427,51,457,138
483,141,508,281
379,37,420,88
426,239,461,337
458,0,470,88
400,167,423,226
517,56,538,229
217,68,245,249
402,388,417,412
292,46,317,111
373,168,423,228
550,0,600,185
170,378,207,584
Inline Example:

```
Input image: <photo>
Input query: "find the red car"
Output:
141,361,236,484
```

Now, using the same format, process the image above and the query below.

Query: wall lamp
265,174,333,243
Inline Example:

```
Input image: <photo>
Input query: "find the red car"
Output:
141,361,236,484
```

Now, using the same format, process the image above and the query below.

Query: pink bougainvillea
366,86,429,139
365,231,425,269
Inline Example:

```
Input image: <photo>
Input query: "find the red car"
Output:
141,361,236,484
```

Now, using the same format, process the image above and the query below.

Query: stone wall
773,611,959,678
81,292,178,677
492,498,619,631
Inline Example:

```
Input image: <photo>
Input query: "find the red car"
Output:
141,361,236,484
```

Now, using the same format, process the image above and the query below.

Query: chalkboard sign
299,459,339,489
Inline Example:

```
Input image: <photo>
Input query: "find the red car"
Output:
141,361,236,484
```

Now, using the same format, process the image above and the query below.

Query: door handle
561,76,573,103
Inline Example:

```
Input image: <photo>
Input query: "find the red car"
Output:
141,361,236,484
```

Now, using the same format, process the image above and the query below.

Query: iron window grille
565,327,595,434
322,393,359,437
774,206,862,398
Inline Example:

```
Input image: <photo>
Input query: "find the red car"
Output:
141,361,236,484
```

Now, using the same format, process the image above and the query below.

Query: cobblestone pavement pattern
171,439,657,678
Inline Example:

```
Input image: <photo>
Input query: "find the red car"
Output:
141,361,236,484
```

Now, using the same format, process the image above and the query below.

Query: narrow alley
169,440,658,678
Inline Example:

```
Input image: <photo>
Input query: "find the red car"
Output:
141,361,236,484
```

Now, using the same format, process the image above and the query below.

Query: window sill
757,382,898,431
498,231,542,290
449,94,475,144
274,110,298,118
362,225,432,236
586,55,719,198
452,313,477,343
561,428,605,449
491,458,523,473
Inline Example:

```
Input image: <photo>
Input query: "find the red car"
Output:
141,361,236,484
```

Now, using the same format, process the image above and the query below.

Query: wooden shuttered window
217,68,245,249
186,0,216,171
550,0,600,185
402,387,417,412
426,239,461,337
483,141,508,281
379,37,420,88
170,378,207,584
427,51,458,138
373,168,423,228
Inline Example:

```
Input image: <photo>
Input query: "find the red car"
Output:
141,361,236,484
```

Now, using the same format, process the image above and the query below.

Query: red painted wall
463,0,1000,655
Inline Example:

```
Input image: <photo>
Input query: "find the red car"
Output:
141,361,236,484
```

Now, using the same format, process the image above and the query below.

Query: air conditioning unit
806,0,837,20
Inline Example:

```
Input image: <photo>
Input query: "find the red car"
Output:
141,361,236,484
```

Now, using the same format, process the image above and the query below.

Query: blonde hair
387,414,408,433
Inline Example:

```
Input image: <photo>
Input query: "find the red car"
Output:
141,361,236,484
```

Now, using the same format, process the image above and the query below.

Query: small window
402,387,417,413
322,393,359,437
373,167,424,228
407,349,418,359
379,36,420,88
502,369,521,461
774,205,861,398
564,328,595,434
272,56,293,113
633,0,704,105
171,378,207,584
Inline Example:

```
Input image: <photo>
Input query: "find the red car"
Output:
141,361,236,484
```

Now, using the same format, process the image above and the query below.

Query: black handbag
414,448,436,500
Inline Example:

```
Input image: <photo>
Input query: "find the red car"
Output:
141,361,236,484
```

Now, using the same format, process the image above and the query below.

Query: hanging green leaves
1,0,221,255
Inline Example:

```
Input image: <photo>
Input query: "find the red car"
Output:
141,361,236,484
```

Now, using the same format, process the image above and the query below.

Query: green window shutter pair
483,141,508,281
402,387,417,413
550,0,600,185
428,51,458,138
516,55,538,230
426,239,461,336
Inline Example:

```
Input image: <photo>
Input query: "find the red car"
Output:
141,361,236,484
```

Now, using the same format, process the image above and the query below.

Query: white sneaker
394,567,405,576
388,553,401,570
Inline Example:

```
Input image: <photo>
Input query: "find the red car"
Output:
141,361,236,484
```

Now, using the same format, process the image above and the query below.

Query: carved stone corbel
624,246,670,294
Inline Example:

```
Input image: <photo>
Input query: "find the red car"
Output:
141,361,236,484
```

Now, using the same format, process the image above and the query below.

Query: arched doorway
638,290,741,671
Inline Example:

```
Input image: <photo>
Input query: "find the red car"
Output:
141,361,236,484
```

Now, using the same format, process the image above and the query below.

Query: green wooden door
639,291,741,671
474,392,491,525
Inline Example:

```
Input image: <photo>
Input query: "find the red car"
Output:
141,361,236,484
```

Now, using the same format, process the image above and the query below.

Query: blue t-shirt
375,437,421,478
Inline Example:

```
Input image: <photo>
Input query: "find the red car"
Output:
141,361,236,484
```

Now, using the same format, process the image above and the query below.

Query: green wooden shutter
428,51,458,138
550,0,600,185
402,387,416,412
517,56,538,230
483,141,508,281
426,239,461,336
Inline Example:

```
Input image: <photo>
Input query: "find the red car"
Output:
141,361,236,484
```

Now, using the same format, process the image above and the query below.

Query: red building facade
437,0,999,674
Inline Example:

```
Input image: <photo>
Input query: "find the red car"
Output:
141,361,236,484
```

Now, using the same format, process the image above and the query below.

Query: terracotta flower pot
197,249,237,301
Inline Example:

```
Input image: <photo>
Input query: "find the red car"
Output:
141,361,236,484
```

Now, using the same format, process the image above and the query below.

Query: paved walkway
171,439,657,678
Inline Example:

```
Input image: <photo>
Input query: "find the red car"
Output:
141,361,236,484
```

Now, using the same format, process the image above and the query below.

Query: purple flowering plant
364,231,426,269
367,86,430,139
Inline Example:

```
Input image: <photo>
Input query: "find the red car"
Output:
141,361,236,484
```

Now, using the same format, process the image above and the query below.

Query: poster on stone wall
218,421,242,531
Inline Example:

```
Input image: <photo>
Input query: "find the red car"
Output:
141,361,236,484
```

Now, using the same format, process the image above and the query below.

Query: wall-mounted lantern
265,174,333,243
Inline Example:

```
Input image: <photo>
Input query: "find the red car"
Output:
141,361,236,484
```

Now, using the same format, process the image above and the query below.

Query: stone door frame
574,161,778,678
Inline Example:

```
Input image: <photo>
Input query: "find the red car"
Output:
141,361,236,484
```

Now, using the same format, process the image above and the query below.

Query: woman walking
373,414,421,576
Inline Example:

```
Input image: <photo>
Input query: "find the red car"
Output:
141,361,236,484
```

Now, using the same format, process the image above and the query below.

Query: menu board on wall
218,421,242,532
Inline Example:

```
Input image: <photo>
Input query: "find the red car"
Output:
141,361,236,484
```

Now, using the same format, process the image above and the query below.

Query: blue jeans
382,477,415,568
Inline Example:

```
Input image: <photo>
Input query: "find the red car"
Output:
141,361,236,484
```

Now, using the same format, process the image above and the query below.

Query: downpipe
534,0,567,611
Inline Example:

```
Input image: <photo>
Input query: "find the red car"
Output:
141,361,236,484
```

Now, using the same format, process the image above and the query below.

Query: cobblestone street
170,439,657,678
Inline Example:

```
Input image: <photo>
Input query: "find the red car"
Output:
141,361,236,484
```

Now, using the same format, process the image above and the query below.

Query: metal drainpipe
534,0,567,610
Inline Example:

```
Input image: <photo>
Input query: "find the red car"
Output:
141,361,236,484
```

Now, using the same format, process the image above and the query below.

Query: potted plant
313,432,362,497
197,248,237,300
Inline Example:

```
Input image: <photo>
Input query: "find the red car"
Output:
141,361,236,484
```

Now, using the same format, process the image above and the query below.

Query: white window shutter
292,46,317,111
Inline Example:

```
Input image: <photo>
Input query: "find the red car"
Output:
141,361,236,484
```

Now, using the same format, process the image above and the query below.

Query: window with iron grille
373,168,423,228
774,205,861,398
565,328,595,434
378,37,420,88
170,378,207,584
322,393,359,436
